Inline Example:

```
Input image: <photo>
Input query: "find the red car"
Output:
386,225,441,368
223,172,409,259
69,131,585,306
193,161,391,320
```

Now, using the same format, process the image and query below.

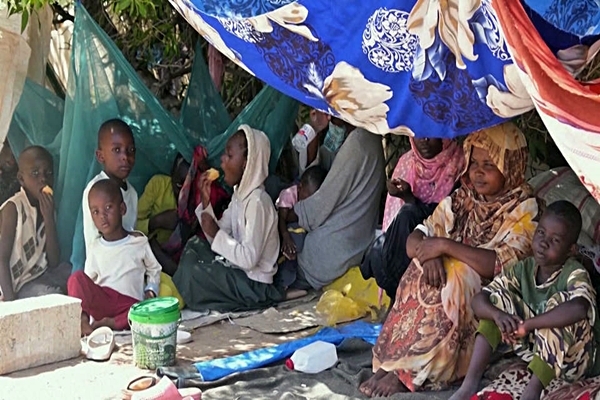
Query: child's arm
278,208,297,260
518,267,595,336
39,192,60,268
0,203,18,300
473,291,523,336
517,298,589,337
278,208,289,238
136,177,157,236
143,243,162,297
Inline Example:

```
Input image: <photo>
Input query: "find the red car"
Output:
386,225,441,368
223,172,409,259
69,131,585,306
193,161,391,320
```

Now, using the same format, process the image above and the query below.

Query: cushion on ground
529,167,600,247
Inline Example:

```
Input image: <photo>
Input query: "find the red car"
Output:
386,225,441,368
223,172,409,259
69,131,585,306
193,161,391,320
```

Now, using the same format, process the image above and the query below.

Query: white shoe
85,326,115,361
176,330,192,345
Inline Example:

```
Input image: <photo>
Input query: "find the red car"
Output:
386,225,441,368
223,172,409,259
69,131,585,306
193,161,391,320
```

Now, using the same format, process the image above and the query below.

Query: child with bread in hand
0,146,70,301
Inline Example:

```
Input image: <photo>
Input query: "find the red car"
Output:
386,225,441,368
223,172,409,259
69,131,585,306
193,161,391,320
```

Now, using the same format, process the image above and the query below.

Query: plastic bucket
128,297,180,369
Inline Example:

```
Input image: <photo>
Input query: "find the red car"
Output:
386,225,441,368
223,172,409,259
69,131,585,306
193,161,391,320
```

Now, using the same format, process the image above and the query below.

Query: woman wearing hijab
360,123,540,398
361,137,465,298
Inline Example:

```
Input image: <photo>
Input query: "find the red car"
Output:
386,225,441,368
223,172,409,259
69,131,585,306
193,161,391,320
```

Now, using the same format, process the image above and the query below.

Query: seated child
68,179,161,336
451,200,600,400
276,165,327,260
0,140,19,205
0,146,70,301
136,154,190,244
82,118,138,257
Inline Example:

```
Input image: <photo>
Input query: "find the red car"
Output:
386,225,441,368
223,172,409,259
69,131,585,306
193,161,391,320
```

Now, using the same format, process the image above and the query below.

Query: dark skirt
173,237,285,312
360,200,437,299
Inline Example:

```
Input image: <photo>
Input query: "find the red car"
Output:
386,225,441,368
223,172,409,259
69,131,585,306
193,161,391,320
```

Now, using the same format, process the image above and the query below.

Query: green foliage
7,0,70,31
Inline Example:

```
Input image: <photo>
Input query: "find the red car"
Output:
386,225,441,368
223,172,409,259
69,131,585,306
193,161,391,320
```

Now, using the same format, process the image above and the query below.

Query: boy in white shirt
68,179,161,336
81,118,138,260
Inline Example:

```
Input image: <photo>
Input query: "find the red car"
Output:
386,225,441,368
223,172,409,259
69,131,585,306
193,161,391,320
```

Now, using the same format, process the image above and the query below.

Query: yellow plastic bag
316,284,376,326
323,266,390,309
159,272,185,310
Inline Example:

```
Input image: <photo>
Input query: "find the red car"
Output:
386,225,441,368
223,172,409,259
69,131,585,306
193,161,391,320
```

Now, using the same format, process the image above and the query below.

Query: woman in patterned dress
361,137,464,299
360,122,540,397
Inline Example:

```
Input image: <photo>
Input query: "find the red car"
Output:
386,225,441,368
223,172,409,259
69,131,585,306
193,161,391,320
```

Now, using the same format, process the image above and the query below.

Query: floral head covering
450,122,534,247
461,122,529,192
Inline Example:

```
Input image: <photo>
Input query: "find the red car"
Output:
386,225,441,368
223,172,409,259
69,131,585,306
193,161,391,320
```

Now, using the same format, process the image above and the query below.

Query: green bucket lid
129,297,180,324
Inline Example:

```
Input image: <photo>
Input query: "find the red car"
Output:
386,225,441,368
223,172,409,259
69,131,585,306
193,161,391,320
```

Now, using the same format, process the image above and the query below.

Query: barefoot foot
91,317,116,330
521,376,544,400
359,369,388,397
370,370,408,398
285,288,308,300
81,313,93,337
449,382,480,400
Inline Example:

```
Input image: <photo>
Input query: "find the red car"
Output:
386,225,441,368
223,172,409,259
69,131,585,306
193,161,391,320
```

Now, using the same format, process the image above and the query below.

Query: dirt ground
1,321,314,400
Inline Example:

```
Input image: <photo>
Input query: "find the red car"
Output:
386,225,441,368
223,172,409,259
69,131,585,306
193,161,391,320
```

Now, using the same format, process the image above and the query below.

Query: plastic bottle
285,341,338,374
291,124,317,150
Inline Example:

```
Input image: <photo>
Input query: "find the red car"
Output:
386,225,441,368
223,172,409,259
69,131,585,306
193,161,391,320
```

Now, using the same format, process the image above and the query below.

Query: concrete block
0,294,81,375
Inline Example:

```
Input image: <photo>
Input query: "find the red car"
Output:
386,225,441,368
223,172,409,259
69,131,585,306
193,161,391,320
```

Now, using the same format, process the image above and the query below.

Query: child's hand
514,320,529,338
144,290,156,299
493,311,522,335
199,173,212,209
200,212,219,237
38,191,55,223
501,331,519,346
282,235,297,260
149,209,178,231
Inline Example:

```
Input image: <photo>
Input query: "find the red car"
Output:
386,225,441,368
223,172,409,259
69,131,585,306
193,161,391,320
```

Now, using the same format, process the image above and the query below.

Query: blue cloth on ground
193,321,381,381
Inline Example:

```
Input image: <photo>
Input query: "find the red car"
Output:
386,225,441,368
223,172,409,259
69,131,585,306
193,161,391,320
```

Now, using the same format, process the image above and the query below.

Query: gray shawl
294,128,385,289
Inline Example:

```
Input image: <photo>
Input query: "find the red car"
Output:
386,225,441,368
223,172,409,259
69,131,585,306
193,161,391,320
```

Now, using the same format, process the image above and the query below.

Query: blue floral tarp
169,0,541,139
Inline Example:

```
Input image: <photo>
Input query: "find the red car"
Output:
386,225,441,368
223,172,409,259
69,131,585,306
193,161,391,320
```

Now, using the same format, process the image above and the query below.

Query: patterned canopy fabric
171,0,600,202
169,0,537,138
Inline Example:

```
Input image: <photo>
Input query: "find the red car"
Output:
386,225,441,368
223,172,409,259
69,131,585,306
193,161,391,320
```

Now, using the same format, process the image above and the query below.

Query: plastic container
128,297,181,369
291,124,317,150
285,341,338,373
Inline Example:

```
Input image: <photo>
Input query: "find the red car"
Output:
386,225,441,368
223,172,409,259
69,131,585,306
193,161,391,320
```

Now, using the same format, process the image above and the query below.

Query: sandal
124,376,201,400
84,326,115,361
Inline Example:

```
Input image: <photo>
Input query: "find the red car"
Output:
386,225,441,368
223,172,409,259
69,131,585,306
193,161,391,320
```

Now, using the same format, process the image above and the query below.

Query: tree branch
51,3,74,23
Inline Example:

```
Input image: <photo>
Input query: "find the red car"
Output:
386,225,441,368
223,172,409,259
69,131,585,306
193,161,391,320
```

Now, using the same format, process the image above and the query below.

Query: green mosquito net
6,4,299,271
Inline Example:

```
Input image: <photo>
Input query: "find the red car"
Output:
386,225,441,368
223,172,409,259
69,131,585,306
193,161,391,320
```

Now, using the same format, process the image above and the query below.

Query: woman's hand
200,212,219,237
386,178,410,198
421,257,446,288
199,172,212,209
415,237,447,263
38,192,55,224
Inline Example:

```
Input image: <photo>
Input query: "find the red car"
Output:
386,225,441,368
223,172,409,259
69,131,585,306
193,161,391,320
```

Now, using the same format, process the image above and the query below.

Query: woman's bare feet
359,368,388,397
369,370,408,397
521,376,544,400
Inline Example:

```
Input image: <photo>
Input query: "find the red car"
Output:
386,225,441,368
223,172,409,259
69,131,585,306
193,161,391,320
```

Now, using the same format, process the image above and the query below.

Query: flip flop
122,376,158,400
129,376,201,400
85,326,115,361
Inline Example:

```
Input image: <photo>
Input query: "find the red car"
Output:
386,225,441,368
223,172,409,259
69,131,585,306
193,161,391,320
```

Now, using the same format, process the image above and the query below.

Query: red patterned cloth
162,146,230,262
474,363,600,400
